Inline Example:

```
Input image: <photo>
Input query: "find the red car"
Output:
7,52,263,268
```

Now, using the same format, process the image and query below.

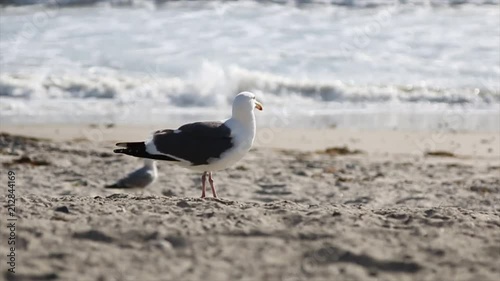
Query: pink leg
201,172,207,198
208,172,218,198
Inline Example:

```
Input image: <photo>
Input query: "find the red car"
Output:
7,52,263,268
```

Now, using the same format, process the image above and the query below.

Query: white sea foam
0,2,498,130
1,62,498,131
1,63,498,104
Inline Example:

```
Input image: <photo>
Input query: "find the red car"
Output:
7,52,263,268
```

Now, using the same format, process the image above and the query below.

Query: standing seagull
113,92,263,198
106,159,157,189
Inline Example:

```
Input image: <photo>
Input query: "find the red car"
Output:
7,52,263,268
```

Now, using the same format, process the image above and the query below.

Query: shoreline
1,123,499,158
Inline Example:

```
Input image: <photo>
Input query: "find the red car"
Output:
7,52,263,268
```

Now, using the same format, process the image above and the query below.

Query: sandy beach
1,1,499,280
0,125,499,281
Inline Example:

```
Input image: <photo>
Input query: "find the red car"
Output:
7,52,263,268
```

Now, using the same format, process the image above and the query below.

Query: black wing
152,122,233,166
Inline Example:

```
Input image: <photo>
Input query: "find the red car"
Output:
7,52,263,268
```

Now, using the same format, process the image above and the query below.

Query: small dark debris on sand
176,200,191,208
9,155,51,166
73,230,114,243
164,235,188,248
470,185,497,194
0,132,49,143
304,245,422,273
321,146,363,156
425,150,456,157
54,206,70,213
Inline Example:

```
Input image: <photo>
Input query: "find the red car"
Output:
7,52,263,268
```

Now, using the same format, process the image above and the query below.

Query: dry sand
0,125,499,281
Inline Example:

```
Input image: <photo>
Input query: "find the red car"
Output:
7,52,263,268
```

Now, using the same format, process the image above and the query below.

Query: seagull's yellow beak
254,100,263,111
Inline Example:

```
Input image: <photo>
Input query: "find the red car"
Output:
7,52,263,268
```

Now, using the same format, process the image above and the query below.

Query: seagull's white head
232,92,263,120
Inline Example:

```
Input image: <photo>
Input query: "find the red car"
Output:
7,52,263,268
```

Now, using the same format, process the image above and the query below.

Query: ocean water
0,1,499,131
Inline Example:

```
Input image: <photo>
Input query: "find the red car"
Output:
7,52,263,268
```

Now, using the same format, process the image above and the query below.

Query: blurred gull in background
105,159,158,189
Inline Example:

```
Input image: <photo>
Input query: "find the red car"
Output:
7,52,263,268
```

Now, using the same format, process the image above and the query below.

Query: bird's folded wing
151,121,234,166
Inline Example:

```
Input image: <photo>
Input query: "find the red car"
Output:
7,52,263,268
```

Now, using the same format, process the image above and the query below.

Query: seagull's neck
230,109,256,131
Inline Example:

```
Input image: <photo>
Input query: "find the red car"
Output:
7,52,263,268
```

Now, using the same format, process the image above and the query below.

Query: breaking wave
1,64,498,108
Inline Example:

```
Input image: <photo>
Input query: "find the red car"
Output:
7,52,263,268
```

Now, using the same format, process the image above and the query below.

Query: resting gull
113,92,263,198
105,159,157,189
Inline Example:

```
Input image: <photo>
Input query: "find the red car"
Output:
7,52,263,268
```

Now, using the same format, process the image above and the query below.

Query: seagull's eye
252,97,256,100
